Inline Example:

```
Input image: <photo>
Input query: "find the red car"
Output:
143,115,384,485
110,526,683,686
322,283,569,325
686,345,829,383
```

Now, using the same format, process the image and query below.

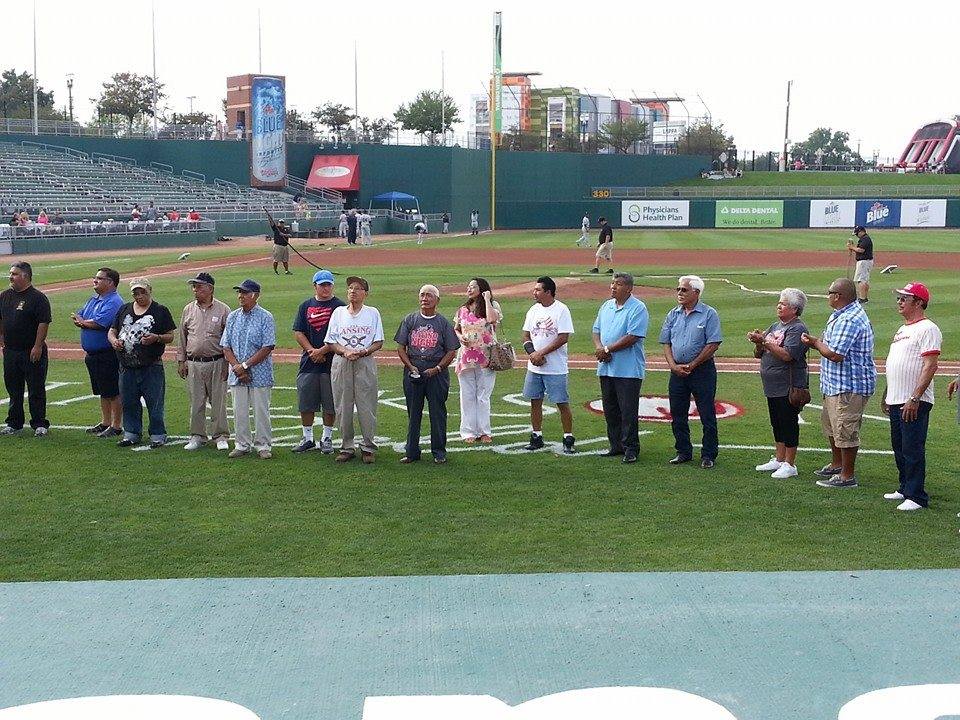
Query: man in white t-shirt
880,282,941,511
324,275,384,463
577,213,590,247
521,276,576,454
359,210,373,246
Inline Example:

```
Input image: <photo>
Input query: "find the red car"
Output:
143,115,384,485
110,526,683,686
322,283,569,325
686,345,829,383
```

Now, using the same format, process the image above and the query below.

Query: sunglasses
675,287,694,293
895,295,913,303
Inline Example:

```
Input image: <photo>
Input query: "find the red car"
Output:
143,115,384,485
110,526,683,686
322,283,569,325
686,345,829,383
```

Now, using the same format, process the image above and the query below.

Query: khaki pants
331,354,378,454
187,358,229,440
230,385,272,451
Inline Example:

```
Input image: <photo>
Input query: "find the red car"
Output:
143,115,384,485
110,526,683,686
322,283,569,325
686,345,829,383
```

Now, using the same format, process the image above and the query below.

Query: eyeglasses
895,295,912,303
675,287,693,293
827,290,840,296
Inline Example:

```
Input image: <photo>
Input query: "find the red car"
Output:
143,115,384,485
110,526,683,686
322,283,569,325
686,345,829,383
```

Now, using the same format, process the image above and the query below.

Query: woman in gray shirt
748,288,809,479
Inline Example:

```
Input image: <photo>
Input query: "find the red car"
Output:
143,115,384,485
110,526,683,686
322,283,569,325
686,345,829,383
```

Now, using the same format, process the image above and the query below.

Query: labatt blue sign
855,200,901,228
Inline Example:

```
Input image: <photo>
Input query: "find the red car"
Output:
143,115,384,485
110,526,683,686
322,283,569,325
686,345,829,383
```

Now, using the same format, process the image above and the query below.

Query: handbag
485,340,516,371
788,364,811,409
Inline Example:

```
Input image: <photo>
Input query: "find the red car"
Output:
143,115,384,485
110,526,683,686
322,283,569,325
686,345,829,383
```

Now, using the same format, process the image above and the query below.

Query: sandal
479,435,493,443
463,436,477,444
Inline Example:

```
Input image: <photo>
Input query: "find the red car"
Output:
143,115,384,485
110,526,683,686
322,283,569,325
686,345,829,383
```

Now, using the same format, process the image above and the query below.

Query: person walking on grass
801,278,876,489
221,279,276,460
108,278,176,449
577,212,590,247
470,209,480,235
589,217,614,274
396,285,459,464
0,262,52,438
522,276,577,454
72,267,123,438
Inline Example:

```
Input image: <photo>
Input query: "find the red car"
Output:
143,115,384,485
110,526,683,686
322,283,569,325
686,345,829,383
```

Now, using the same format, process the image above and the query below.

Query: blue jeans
120,363,167,443
668,359,718,460
889,402,931,507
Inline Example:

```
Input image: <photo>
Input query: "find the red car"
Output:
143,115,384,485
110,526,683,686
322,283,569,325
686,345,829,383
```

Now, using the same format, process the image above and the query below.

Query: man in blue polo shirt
659,274,723,468
71,267,124,437
592,272,648,464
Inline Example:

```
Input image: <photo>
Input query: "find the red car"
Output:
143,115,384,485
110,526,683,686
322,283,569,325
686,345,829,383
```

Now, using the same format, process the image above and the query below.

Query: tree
0,68,57,119
675,121,734,156
358,116,396,143
286,108,316,138
95,72,164,133
172,111,213,126
394,90,460,145
790,128,863,166
311,102,355,143
597,117,649,154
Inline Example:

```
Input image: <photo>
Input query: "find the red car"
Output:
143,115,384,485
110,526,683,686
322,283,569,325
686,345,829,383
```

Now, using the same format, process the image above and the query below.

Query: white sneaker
183,438,204,451
771,463,798,479
34,427,49,438
216,438,230,451
896,499,923,511
883,491,905,501
756,457,782,472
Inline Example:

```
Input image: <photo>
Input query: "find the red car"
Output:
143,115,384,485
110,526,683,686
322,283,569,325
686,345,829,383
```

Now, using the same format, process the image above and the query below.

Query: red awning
306,154,359,192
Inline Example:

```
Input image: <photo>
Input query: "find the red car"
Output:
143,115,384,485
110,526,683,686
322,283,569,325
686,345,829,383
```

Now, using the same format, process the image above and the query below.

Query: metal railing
599,185,960,199
0,219,216,238
20,140,89,160
284,174,344,205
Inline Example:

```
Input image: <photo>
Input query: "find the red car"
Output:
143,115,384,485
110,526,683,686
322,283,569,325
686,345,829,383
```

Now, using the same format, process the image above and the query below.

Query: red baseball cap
894,282,930,303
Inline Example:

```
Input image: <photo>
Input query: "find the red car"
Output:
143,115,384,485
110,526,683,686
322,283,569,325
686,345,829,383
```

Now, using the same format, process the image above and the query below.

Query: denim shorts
522,370,570,404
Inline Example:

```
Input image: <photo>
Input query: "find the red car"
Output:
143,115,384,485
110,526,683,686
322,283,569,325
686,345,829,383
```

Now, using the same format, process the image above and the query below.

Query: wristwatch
908,396,919,403
603,345,610,354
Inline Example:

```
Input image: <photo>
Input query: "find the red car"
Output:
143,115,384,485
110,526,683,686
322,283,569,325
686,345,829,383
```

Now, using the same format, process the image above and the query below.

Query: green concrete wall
10,231,216,255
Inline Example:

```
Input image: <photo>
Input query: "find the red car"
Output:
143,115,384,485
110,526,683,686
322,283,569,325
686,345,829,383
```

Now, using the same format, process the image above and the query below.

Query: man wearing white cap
880,282,940,511
395,284,459,463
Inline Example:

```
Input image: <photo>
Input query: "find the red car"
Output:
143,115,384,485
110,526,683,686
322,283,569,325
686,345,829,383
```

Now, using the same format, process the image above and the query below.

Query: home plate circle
0,695,260,719
586,395,744,423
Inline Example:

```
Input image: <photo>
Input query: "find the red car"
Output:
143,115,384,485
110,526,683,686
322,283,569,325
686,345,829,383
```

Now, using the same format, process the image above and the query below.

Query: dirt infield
440,277,675,301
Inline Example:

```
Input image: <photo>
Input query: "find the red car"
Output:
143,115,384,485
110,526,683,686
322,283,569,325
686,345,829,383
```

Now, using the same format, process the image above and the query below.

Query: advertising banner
809,200,856,228
306,155,359,192
250,76,287,188
715,200,784,228
621,200,690,227
900,199,946,227
855,200,901,229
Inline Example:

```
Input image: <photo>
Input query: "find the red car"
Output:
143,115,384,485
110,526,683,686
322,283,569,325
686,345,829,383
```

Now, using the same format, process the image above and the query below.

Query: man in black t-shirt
590,217,614,274
847,225,874,304
291,269,347,454
268,218,292,275
0,262,52,436
107,277,176,448
345,209,359,245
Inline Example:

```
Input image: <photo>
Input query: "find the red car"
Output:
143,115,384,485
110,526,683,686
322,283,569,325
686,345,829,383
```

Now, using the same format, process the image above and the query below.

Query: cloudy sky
6,0,958,160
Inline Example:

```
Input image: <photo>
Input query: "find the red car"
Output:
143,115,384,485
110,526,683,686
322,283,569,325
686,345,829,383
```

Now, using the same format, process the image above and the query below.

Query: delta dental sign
715,200,784,228
621,200,690,227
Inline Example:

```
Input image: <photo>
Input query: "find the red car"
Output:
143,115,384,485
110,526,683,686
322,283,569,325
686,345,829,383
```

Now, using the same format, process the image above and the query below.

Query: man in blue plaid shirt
801,278,876,488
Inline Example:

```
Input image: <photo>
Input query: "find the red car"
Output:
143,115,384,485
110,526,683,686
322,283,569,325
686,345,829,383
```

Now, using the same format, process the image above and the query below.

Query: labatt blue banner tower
250,75,287,189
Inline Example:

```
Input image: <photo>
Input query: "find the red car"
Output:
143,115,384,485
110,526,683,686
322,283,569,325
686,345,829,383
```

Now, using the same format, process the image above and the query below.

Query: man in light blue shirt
592,272,649,463
659,275,723,468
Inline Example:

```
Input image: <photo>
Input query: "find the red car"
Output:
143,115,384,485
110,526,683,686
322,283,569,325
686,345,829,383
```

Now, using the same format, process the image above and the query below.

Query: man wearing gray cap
177,272,231,451
395,284,459,463
221,279,276,459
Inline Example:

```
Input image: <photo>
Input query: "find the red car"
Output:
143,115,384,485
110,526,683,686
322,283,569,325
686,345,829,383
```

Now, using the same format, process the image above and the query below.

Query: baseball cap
894,282,930,303
312,269,335,285
233,279,261,294
853,225,865,234
187,272,215,286
346,275,369,291
129,277,151,292
419,284,440,298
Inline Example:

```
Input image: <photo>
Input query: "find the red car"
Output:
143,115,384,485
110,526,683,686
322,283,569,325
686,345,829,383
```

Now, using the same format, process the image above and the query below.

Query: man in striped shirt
801,278,876,488
880,282,940,511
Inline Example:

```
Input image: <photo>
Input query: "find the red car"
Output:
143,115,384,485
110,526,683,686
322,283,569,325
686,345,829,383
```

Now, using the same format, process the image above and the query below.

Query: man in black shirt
590,216,614,274
345,209,358,245
847,225,874,304
0,262,52,436
268,217,292,275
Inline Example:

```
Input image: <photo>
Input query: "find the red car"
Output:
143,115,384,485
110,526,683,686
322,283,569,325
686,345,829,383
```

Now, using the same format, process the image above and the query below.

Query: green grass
678,170,960,187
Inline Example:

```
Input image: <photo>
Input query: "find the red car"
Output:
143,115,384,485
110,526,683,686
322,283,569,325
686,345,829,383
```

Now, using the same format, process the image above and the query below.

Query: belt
187,354,224,363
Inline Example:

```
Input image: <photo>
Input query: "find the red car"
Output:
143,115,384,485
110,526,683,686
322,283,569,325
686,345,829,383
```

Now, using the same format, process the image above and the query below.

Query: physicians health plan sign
715,200,784,228
621,200,690,227
900,199,946,227
809,200,856,228
250,75,287,188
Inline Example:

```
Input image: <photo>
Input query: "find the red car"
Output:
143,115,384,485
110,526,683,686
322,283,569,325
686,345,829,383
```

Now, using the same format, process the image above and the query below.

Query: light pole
781,80,792,172
66,74,74,123
187,95,196,114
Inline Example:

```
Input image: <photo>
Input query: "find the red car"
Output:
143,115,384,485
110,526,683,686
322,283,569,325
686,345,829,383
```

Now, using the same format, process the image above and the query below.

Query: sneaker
335,450,355,463
292,439,316,453
361,451,375,464
813,464,842,478
756,457,782,472
0,426,21,436
183,438,204,451
883,491,905,501
216,438,230,451
117,438,138,448
523,433,545,451
258,449,272,459
319,437,334,454
34,427,49,438
605,268,614,274
228,447,250,458
816,474,858,488
896,499,923,511
771,463,798,479
97,426,122,438
562,436,576,455
149,440,165,449
86,423,108,434
589,267,599,274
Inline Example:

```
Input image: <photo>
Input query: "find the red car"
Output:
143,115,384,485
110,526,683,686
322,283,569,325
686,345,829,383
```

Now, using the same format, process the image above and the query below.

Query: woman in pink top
36,210,49,225
454,277,502,442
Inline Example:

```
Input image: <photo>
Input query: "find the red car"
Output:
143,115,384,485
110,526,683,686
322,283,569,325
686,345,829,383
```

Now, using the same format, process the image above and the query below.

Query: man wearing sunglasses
801,278,876,489
879,283,940,511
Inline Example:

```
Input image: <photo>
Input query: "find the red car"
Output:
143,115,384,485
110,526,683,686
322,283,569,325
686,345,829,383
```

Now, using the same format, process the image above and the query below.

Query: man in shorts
801,278,876,488
847,225,873,304
292,269,346,453
268,216,292,275
589,216,614,274
522,276,576,454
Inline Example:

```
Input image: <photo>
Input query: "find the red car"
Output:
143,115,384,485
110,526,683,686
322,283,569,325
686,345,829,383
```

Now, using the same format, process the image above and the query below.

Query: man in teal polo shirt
659,274,723,468
592,272,649,464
